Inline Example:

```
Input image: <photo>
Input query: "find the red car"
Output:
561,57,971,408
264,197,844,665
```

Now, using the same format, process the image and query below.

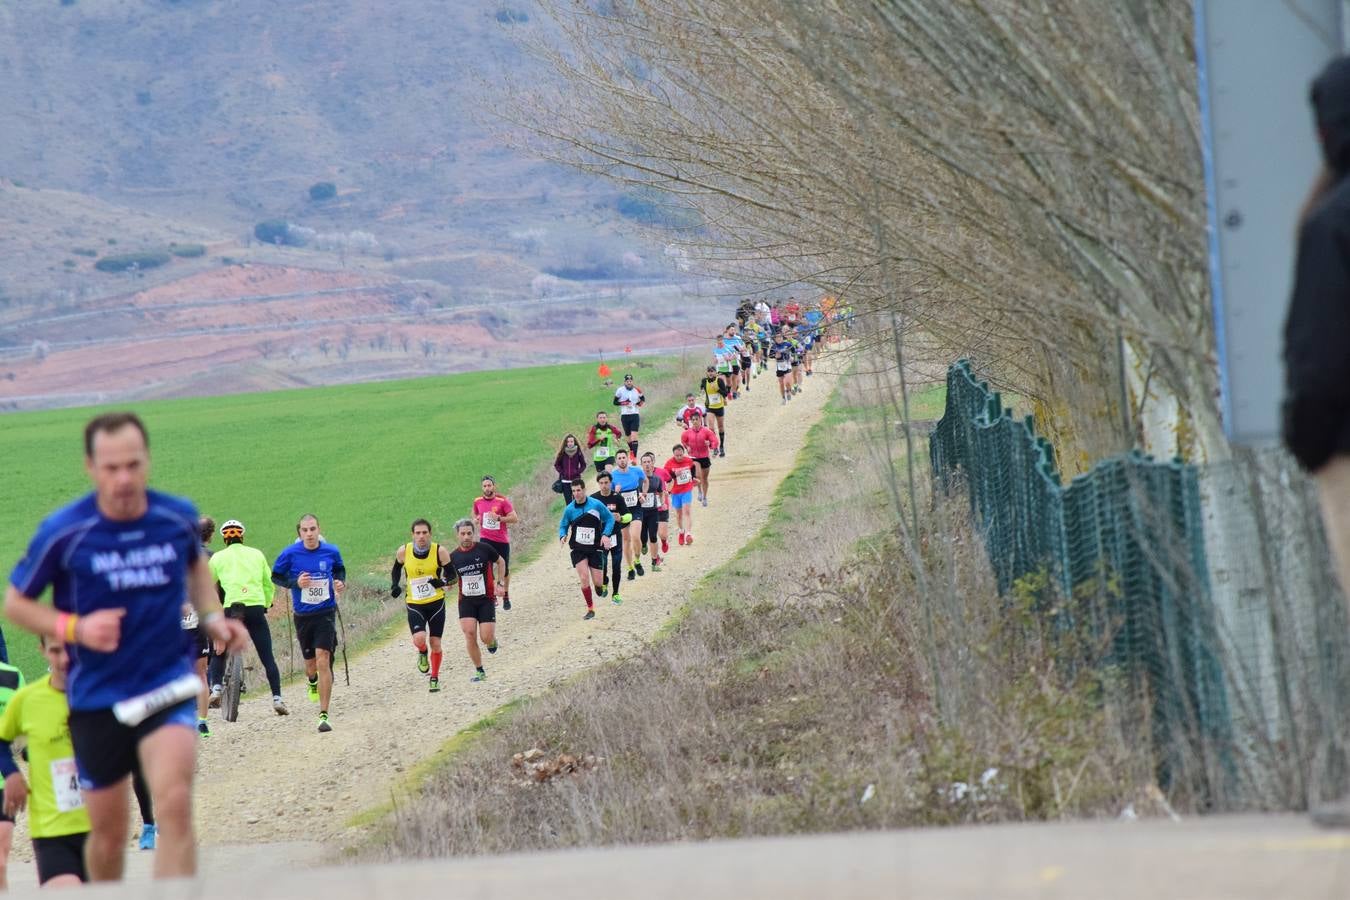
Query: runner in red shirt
471,476,518,610
663,443,700,545
674,394,707,427
680,412,721,508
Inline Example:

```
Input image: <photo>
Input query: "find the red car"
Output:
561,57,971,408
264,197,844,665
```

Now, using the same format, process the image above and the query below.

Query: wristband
65,614,79,643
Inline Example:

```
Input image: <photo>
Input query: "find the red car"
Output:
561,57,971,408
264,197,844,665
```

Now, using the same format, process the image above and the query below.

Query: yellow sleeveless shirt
404,542,444,604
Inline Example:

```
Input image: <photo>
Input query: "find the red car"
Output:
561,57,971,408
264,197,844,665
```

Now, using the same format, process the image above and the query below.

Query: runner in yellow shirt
390,519,453,693
0,634,90,887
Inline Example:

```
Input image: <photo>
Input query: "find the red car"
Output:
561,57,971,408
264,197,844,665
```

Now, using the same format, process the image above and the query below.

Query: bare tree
503,0,1208,465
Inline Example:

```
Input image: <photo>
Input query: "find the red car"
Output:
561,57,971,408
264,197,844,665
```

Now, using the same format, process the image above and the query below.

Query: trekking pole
284,589,294,679
335,599,351,687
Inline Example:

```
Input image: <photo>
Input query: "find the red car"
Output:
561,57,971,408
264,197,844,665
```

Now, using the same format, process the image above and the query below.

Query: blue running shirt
272,541,345,614
8,491,199,711
610,466,646,511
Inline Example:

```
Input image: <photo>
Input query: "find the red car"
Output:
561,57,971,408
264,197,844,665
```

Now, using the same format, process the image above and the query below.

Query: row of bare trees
501,0,1212,466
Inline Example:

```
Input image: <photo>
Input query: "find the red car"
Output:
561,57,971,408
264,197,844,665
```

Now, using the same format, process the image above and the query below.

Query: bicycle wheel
223,653,244,723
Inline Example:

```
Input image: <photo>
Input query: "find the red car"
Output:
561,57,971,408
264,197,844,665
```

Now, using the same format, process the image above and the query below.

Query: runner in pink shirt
680,412,721,508
471,476,519,610
663,444,700,546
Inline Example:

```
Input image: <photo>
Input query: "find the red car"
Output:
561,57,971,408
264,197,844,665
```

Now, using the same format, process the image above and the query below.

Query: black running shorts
68,700,196,790
693,456,712,471
406,598,447,638
620,413,640,436
481,538,510,574
457,595,496,623
184,627,209,660
294,609,337,659
570,547,604,569
33,832,88,885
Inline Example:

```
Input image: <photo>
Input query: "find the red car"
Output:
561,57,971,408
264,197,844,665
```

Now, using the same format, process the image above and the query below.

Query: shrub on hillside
71,247,97,257
169,243,206,258
543,264,614,281
254,219,308,247
495,8,528,23
94,251,171,273
308,182,337,202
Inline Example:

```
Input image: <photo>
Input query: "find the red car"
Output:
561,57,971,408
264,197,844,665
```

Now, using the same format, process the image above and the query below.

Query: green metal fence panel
930,360,1232,801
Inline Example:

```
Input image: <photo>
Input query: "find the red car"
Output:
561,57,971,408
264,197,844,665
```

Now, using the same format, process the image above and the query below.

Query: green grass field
1,359,683,677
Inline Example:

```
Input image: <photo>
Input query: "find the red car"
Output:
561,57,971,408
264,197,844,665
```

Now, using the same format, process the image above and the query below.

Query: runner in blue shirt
4,413,247,883
722,324,747,399
558,479,616,620
271,515,346,733
609,450,648,583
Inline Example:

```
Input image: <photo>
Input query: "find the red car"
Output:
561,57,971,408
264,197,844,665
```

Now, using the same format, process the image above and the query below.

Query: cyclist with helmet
207,520,287,717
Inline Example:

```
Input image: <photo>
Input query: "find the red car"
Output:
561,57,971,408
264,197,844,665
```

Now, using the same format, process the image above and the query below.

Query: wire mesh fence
930,359,1350,810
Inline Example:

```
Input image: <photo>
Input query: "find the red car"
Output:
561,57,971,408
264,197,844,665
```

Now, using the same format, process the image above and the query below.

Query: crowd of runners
0,296,845,886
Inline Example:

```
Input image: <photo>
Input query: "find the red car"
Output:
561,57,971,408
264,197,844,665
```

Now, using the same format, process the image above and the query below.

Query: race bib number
462,573,486,597
622,490,639,507
575,526,597,546
641,492,657,508
594,445,611,460
51,758,83,813
708,393,722,406
676,468,692,485
301,581,330,605
181,608,199,630
482,512,501,531
410,577,437,602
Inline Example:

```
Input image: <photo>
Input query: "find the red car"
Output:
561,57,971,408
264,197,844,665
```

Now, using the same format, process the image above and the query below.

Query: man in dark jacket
1283,55,1350,828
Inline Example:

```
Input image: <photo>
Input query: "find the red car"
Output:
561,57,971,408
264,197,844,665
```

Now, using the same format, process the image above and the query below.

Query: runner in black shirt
591,472,631,606
447,519,500,684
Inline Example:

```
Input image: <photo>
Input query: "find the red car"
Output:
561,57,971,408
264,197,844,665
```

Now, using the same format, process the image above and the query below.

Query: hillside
0,0,719,408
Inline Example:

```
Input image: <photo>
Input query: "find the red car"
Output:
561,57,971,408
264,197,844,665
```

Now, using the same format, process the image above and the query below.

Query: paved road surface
46,814,1350,899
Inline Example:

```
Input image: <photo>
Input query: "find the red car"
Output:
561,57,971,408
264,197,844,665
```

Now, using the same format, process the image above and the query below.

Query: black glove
390,584,402,599
429,578,446,589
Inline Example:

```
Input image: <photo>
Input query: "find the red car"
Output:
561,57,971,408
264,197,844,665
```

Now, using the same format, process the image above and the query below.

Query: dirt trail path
9,353,844,888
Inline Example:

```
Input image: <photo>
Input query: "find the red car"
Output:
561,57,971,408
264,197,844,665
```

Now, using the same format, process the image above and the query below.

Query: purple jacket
555,450,587,480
